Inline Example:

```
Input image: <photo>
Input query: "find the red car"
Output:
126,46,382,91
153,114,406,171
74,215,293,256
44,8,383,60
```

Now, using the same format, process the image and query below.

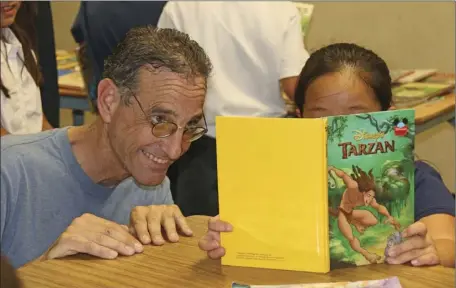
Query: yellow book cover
216,116,329,273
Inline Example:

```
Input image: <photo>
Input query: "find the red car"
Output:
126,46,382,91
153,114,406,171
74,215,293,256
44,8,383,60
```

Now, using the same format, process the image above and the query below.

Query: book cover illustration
326,110,415,268
232,276,402,288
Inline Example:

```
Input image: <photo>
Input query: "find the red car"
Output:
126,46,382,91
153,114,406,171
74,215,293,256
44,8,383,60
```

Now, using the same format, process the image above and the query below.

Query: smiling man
0,26,212,268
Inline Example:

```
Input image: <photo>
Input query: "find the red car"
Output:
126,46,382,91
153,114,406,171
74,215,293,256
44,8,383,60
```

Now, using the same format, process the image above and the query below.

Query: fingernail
226,224,233,232
134,242,143,252
108,250,118,259
213,240,220,248
142,235,151,244
170,233,179,241
126,246,135,255
153,236,165,245
411,260,419,266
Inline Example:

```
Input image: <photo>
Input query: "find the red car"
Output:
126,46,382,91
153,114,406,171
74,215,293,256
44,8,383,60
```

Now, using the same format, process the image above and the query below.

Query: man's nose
161,132,184,160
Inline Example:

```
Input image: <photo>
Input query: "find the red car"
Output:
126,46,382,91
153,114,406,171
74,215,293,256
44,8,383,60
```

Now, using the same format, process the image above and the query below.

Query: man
0,26,212,268
71,1,167,107
158,1,309,216
328,165,400,264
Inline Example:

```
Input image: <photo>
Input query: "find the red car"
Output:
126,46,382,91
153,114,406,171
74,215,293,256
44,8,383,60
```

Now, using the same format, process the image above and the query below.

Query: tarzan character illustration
328,165,401,264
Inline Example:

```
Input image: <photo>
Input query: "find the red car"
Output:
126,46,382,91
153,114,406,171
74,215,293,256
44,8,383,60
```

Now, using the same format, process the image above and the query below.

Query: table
17,216,455,288
415,93,455,133
59,87,91,126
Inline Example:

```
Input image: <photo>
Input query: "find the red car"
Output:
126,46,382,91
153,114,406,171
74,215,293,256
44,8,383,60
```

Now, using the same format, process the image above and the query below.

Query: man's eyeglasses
131,94,208,142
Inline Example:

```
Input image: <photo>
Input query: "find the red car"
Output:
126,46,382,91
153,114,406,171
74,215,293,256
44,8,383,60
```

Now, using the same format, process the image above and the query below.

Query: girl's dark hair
1,2,42,98
294,43,392,113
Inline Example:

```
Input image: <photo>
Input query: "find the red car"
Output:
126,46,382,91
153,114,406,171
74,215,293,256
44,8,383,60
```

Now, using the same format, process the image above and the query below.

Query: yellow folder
216,116,329,273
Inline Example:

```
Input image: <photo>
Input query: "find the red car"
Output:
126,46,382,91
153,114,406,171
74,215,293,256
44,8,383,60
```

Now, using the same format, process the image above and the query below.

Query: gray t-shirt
0,128,173,268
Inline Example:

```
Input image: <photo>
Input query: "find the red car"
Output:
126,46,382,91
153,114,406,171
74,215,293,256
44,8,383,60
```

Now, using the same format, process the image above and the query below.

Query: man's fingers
411,252,440,266
48,233,118,260
131,209,151,245
198,234,220,251
208,217,233,232
386,248,426,265
402,222,427,238
87,231,136,256
207,247,226,260
80,214,144,253
174,208,193,236
387,235,427,257
147,209,165,245
96,223,143,253
162,211,179,243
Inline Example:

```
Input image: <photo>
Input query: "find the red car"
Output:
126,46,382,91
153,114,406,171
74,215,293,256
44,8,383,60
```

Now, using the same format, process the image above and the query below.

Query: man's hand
198,215,233,259
43,213,143,260
386,221,440,266
130,205,193,245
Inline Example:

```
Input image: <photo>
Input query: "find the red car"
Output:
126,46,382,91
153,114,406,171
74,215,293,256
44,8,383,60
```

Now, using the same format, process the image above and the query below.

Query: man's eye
151,115,166,124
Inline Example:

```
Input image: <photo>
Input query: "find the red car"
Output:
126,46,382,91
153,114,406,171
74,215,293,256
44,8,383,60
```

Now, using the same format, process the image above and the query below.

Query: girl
198,43,455,268
1,1,52,136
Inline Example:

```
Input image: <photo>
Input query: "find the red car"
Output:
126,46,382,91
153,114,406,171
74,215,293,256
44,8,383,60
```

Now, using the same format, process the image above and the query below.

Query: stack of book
391,70,455,108
56,50,84,90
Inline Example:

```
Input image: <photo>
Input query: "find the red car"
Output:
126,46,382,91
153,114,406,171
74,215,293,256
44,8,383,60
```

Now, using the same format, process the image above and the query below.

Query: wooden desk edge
414,93,455,124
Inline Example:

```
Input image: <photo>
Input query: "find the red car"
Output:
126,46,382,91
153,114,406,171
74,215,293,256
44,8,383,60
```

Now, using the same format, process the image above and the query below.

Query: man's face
363,190,375,206
107,68,206,186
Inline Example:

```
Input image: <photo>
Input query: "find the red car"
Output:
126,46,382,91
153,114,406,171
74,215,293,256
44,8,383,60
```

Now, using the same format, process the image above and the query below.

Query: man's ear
97,79,121,123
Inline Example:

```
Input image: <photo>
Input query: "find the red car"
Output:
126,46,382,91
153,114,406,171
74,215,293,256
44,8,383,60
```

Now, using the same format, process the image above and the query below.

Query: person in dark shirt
71,1,167,105
198,43,455,268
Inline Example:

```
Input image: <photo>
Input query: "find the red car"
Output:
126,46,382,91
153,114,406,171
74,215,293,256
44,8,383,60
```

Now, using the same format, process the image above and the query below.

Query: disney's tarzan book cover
326,109,415,268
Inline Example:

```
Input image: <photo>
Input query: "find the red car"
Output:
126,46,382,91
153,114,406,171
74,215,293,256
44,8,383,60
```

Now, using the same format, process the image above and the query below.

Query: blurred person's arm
157,2,178,29
278,6,309,101
42,115,53,131
1,127,8,136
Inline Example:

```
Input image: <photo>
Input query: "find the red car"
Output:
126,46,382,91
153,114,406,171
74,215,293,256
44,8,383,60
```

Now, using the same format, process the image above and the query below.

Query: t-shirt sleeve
157,3,178,29
278,7,309,79
414,161,455,220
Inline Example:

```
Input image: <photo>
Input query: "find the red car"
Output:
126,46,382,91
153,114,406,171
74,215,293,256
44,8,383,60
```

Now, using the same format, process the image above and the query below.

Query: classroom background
50,1,456,193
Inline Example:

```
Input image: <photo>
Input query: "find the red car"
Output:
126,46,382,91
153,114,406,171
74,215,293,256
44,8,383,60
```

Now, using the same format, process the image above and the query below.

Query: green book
326,110,415,268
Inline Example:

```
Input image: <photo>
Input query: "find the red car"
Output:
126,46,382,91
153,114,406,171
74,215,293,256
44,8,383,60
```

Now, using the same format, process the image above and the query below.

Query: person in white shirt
1,1,52,136
158,1,309,216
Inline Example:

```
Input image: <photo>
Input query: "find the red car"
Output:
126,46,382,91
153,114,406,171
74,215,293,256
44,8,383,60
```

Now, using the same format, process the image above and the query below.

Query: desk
414,93,455,133
59,87,90,126
17,216,454,288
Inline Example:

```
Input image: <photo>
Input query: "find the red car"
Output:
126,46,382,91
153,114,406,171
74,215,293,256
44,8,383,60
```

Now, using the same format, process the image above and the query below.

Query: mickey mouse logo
393,118,409,136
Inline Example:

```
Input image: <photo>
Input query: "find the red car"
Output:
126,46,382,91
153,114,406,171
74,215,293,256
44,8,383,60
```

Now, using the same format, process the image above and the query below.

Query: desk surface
17,216,454,288
414,93,455,124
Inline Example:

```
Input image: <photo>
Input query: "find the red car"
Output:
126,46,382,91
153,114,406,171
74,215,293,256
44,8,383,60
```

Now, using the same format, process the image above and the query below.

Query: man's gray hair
103,26,212,105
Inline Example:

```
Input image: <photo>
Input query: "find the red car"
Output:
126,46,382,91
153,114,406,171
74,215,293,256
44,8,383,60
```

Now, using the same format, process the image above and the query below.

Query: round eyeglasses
132,94,208,142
